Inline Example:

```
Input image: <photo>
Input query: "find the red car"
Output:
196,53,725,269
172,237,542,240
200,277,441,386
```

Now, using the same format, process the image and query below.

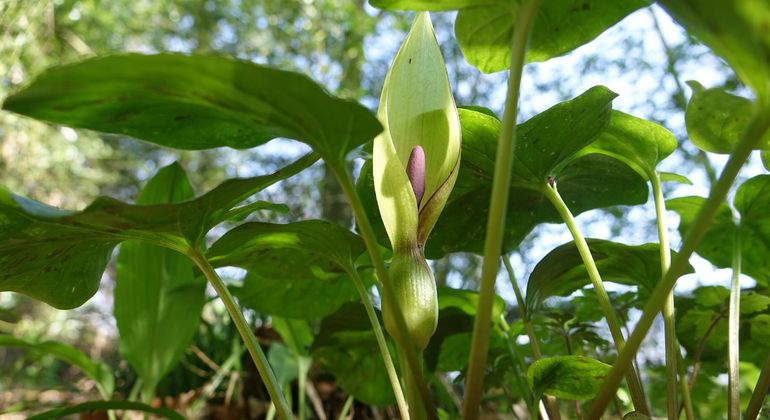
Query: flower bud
373,12,461,350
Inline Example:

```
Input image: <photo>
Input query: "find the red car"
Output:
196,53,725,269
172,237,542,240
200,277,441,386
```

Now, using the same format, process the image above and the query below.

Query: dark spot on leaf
175,115,190,121
408,58,412,64
581,3,590,10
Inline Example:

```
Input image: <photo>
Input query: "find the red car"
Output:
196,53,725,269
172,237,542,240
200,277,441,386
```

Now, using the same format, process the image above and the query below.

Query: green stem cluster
188,250,292,419
542,184,649,414
586,112,770,419
651,174,693,420
462,0,542,417
331,166,436,420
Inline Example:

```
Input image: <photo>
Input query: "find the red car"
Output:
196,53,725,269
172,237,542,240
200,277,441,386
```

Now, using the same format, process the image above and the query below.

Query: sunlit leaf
527,355,611,400
3,54,381,168
455,0,647,73
115,162,206,391
369,0,503,10
685,82,769,154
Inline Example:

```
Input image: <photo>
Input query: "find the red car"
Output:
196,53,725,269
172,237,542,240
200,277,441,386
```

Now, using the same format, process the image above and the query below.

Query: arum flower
374,12,461,351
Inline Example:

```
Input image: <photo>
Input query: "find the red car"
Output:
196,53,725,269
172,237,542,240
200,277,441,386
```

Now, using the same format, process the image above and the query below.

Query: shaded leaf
527,355,611,400
115,163,205,390
684,82,769,154
0,335,114,399
3,54,381,166
28,400,184,420
455,0,647,73
272,317,314,357
0,153,314,309
525,239,693,314
750,314,770,346
437,286,506,319
428,88,648,257
268,342,299,385
311,303,395,406
207,220,369,319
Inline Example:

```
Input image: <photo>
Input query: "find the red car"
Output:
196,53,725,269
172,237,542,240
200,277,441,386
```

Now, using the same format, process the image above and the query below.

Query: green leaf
369,0,503,10
311,303,395,406
3,54,381,165
0,335,114,399
114,163,206,391
426,87,648,257
684,82,769,154
208,220,366,279
577,110,678,180
437,286,506,320
455,0,647,73
694,286,730,308
272,317,314,357
657,0,770,100
659,172,693,185
267,342,299,385
750,314,770,346
525,239,693,314
207,220,369,319
27,400,184,420
741,292,770,314
670,175,770,285
0,153,314,309
527,355,611,400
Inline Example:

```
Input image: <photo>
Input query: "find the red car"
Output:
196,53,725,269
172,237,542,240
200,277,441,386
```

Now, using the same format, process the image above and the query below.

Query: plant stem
338,395,355,420
652,174,688,420
503,256,561,420
331,165,435,420
586,112,770,420
298,357,310,420
745,352,770,419
676,351,695,420
728,228,742,419
542,183,649,414
188,250,292,419
348,267,410,419
462,0,541,417
498,315,535,415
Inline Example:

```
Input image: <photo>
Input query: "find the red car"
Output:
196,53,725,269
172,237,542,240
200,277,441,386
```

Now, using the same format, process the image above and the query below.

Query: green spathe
373,12,461,351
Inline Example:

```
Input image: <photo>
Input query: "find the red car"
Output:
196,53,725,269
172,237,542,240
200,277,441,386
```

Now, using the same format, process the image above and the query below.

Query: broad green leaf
750,314,770,346
231,272,364,319
207,220,369,319
741,292,770,314
115,163,205,391
3,54,381,166
685,82,769,154
27,400,184,420
311,303,395,406
369,0,503,10
424,288,508,374
455,0,647,73
527,355,611,400
208,220,366,279
670,175,770,284
267,342,299,385
272,317,314,357
437,286,505,320
577,110,678,180
694,286,730,308
659,172,693,185
0,335,114,398
426,88,648,257
657,0,770,100
525,239,693,314
0,153,314,309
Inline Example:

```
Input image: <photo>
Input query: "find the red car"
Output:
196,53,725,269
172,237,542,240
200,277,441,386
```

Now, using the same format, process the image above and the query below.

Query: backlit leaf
528,355,611,400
